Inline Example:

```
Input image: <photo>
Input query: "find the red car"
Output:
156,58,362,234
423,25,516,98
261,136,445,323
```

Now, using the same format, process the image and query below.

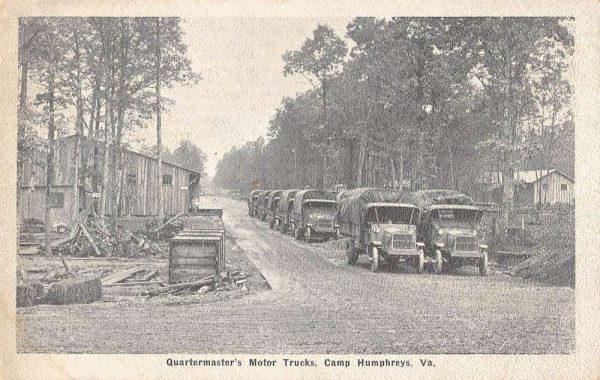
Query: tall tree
283,25,347,189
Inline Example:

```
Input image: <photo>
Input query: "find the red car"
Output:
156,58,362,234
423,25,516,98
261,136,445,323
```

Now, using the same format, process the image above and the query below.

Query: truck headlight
416,242,425,248
479,244,488,250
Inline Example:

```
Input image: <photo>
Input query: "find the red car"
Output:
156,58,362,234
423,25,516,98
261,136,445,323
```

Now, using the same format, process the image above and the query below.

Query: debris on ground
42,209,169,258
141,270,249,297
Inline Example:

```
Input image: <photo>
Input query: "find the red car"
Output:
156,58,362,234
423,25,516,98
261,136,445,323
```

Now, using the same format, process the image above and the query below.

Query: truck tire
479,251,489,276
346,240,358,265
269,219,274,229
434,249,443,274
294,226,302,240
416,249,425,274
371,246,379,273
306,227,312,243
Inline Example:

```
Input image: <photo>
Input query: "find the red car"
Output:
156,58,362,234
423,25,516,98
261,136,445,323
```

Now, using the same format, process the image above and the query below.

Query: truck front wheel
416,249,425,274
479,251,489,276
434,250,443,274
371,246,380,273
346,240,358,265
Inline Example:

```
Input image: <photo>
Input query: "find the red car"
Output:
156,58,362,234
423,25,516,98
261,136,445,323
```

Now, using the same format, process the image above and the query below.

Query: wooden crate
168,232,224,284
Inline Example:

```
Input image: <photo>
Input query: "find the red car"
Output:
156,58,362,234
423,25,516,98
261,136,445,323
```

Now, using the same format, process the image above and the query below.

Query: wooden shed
475,169,575,207
19,135,202,226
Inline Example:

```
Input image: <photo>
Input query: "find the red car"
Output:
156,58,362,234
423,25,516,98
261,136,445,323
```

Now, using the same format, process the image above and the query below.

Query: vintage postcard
1,1,599,379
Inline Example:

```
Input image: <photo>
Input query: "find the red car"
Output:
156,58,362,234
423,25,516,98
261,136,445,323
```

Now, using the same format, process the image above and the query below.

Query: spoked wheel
434,249,444,274
416,249,425,274
387,257,399,272
346,240,358,265
371,246,379,273
479,251,489,276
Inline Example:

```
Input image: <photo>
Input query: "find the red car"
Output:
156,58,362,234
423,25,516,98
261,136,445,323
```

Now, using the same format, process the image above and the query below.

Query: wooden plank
79,222,102,256
140,269,159,281
171,257,216,266
102,267,146,285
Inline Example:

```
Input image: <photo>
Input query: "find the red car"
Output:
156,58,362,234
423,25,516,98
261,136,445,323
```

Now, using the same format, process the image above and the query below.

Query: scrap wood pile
140,270,250,297
17,259,103,307
51,209,177,258
101,266,163,287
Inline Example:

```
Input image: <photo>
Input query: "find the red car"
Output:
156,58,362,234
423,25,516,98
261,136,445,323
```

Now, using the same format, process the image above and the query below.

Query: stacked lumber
141,270,249,297
50,210,166,257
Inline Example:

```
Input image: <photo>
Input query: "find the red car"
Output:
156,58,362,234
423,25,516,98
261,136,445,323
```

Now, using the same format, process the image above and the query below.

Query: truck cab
419,204,488,275
361,203,424,272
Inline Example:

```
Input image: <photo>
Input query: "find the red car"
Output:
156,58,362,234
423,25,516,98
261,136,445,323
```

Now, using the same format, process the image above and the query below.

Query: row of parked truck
248,188,489,276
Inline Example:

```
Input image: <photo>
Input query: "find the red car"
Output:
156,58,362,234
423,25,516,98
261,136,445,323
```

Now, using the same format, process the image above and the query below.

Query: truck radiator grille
316,219,334,229
455,236,478,251
392,234,414,249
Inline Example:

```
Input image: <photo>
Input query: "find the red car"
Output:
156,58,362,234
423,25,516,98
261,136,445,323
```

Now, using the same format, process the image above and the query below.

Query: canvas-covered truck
266,190,283,229
248,190,261,217
257,190,272,221
276,189,299,233
290,189,340,242
409,190,488,276
339,188,424,273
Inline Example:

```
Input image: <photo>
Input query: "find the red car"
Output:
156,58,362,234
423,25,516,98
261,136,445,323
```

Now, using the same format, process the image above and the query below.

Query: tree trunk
44,70,56,256
356,132,367,188
390,155,397,190
72,26,84,221
99,27,113,227
19,56,28,112
156,18,164,219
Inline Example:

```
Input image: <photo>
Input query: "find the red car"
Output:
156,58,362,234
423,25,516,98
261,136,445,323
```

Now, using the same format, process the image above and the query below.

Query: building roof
480,169,574,185
61,134,202,175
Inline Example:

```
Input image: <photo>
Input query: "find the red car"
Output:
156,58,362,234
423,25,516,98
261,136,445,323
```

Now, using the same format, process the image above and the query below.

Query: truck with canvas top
266,190,283,229
248,190,261,217
290,189,340,242
275,189,299,233
256,190,272,222
338,188,424,273
409,190,488,276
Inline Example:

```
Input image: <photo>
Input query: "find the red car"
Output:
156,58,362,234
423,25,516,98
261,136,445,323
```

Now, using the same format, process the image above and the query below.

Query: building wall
116,151,193,216
533,172,575,205
19,136,201,224
19,186,75,226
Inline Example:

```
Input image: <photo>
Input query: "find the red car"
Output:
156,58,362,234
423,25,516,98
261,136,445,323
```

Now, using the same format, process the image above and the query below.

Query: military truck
256,190,272,222
248,190,261,217
338,188,424,273
266,190,283,229
290,189,340,242
275,189,299,233
409,190,488,276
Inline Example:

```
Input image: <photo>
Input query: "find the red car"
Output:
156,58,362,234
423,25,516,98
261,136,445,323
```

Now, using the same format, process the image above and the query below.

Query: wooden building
474,169,575,207
19,135,202,226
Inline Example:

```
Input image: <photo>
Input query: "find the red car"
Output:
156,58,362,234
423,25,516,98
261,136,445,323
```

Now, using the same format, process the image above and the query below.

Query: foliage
215,17,574,201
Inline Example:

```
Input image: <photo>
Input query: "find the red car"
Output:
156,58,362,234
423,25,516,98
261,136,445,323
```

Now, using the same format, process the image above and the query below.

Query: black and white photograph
2,3,599,378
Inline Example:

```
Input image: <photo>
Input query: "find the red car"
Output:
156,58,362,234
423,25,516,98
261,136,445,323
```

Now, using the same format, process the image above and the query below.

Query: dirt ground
17,196,575,354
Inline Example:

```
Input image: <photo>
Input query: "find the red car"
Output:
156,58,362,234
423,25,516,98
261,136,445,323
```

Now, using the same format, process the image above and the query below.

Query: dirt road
17,196,575,353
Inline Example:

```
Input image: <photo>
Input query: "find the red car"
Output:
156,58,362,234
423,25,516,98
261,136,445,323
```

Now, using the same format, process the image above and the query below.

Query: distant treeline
214,18,574,207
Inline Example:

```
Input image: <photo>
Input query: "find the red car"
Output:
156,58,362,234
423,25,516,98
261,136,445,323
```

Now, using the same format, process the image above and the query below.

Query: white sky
129,17,351,177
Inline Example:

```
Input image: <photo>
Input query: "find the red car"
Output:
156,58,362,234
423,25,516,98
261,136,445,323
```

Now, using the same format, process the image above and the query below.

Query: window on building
162,174,173,185
126,174,137,185
48,192,64,208
561,183,568,191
